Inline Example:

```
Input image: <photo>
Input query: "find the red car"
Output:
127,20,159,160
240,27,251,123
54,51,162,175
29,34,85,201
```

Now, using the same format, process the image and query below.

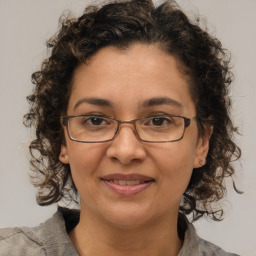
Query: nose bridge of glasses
113,119,140,141
117,119,137,132
105,115,146,143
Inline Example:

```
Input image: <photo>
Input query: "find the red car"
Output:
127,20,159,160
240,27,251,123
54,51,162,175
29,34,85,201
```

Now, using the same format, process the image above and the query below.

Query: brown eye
88,117,105,125
145,116,173,127
151,117,165,126
80,116,109,127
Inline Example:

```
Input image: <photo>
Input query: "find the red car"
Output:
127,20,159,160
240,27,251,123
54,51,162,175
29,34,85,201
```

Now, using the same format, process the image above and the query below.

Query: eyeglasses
61,114,196,143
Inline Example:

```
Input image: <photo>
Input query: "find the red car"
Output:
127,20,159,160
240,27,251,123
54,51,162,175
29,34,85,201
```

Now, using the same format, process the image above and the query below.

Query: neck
69,206,183,256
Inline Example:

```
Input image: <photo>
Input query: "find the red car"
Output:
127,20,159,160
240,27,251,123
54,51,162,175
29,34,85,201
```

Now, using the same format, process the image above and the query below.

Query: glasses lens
68,116,117,142
65,115,186,143
136,116,185,142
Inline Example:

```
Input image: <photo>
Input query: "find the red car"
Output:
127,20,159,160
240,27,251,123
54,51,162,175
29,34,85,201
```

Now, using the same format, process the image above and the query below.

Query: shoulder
0,226,46,256
0,208,79,256
197,236,239,256
179,221,240,256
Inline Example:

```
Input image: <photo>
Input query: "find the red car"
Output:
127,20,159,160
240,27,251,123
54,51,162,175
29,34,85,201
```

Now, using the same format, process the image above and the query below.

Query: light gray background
0,1,255,255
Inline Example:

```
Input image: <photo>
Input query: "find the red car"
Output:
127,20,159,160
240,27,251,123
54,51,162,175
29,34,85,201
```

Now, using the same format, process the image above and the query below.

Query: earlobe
193,126,213,168
59,144,69,164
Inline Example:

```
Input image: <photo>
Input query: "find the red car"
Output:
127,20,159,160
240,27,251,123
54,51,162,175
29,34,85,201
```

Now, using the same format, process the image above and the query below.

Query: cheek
67,143,107,186
151,141,197,192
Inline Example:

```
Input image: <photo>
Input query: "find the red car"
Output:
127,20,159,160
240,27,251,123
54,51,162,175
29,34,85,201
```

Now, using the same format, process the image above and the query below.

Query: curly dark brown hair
24,0,241,221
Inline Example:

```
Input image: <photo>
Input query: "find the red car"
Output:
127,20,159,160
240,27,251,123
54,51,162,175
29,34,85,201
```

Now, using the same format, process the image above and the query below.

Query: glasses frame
61,114,196,143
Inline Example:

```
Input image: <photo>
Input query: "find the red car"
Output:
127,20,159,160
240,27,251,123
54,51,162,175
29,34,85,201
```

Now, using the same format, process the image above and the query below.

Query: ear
59,144,69,164
193,125,213,168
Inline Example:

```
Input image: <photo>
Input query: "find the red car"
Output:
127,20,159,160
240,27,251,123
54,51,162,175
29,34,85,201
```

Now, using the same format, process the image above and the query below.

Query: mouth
100,179,154,186
100,174,155,196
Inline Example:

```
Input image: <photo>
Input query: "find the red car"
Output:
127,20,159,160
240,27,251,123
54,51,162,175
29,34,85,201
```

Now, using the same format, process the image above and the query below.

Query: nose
106,124,147,165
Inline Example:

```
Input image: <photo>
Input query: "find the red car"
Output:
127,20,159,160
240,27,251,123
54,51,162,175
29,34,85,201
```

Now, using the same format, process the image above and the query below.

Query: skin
59,44,211,256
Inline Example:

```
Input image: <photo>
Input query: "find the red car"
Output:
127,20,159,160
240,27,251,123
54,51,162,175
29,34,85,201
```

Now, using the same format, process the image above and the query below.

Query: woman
0,0,241,255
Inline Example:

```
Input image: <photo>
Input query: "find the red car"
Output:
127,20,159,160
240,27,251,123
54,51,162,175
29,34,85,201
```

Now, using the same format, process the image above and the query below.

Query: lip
101,173,154,181
100,173,155,196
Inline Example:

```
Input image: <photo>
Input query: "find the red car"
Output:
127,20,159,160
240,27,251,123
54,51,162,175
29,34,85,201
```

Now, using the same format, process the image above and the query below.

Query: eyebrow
73,96,183,111
141,97,183,108
73,97,113,110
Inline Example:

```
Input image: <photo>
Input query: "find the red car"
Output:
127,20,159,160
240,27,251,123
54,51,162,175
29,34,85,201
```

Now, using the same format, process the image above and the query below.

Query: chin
99,204,155,230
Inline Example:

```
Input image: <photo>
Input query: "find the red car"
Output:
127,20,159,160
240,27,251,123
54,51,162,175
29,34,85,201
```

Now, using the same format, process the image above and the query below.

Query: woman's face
60,44,210,229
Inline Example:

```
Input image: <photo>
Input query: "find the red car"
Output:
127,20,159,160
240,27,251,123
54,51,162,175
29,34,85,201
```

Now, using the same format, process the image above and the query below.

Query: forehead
69,44,195,115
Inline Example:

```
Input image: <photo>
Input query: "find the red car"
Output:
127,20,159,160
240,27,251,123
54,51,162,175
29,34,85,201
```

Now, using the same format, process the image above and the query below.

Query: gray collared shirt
0,209,239,256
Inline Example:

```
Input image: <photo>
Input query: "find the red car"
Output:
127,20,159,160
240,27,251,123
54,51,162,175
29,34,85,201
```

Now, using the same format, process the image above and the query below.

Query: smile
103,179,152,186
100,174,155,196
